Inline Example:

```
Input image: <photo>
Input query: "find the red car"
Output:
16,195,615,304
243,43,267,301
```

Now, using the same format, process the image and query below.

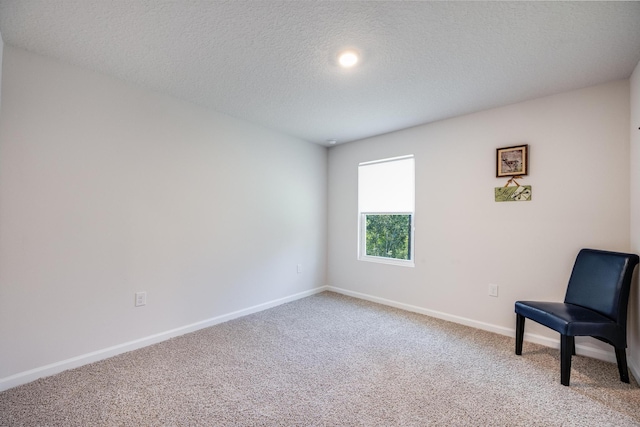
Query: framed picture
496,144,528,177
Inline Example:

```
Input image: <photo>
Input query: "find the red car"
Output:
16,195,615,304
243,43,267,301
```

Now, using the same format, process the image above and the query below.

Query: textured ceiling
1,1,640,146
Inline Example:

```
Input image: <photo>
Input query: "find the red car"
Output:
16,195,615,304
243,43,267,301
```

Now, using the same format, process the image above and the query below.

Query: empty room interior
2,1,640,425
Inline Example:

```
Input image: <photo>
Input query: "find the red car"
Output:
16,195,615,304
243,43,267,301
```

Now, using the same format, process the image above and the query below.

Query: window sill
358,256,415,268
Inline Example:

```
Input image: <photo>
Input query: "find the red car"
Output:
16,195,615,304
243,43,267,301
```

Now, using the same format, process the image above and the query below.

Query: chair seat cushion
515,301,623,343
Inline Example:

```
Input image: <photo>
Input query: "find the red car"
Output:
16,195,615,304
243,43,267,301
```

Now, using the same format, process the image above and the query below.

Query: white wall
0,29,3,110
328,80,631,359
630,59,640,379
0,46,327,386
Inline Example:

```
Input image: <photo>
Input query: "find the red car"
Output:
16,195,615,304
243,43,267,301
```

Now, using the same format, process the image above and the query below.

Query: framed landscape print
496,144,528,177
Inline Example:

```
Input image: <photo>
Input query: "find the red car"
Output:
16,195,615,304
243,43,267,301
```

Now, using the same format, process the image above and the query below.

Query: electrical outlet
135,291,147,307
488,284,499,297
297,264,303,274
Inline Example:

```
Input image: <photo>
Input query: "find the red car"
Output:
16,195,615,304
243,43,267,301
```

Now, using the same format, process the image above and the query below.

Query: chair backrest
564,249,639,324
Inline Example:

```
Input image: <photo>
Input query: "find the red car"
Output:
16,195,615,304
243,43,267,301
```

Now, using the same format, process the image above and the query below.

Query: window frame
357,155,415,268
359,212,415,267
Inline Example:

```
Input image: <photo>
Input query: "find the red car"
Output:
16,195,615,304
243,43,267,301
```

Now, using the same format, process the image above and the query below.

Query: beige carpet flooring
1,291,639,426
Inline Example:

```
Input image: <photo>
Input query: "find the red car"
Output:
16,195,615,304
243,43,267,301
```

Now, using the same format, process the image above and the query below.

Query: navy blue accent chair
515,249,639,386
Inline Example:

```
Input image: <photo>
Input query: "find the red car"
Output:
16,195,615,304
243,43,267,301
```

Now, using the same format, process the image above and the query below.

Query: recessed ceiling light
327,139,337,145
338,50,359,68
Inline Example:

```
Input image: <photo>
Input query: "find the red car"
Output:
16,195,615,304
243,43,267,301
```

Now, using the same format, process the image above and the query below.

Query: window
358,155,415,266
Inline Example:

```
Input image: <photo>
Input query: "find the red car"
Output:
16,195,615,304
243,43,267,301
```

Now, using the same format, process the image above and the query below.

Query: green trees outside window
365,214,412,260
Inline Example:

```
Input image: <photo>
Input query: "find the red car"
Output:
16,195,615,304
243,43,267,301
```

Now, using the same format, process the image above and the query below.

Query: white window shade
359,156,414,213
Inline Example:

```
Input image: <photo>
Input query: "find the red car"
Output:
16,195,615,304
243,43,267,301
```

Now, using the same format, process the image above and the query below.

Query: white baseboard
326,286,618,364
0,286,328,392
2,285,628,392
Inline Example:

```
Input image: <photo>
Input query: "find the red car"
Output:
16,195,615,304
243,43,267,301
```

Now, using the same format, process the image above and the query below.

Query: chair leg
515,314,525,355
615,348,630,383
560,335,573,386
571,339,576,356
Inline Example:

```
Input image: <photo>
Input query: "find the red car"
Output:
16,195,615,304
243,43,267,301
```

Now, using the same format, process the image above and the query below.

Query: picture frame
496,144,528,177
